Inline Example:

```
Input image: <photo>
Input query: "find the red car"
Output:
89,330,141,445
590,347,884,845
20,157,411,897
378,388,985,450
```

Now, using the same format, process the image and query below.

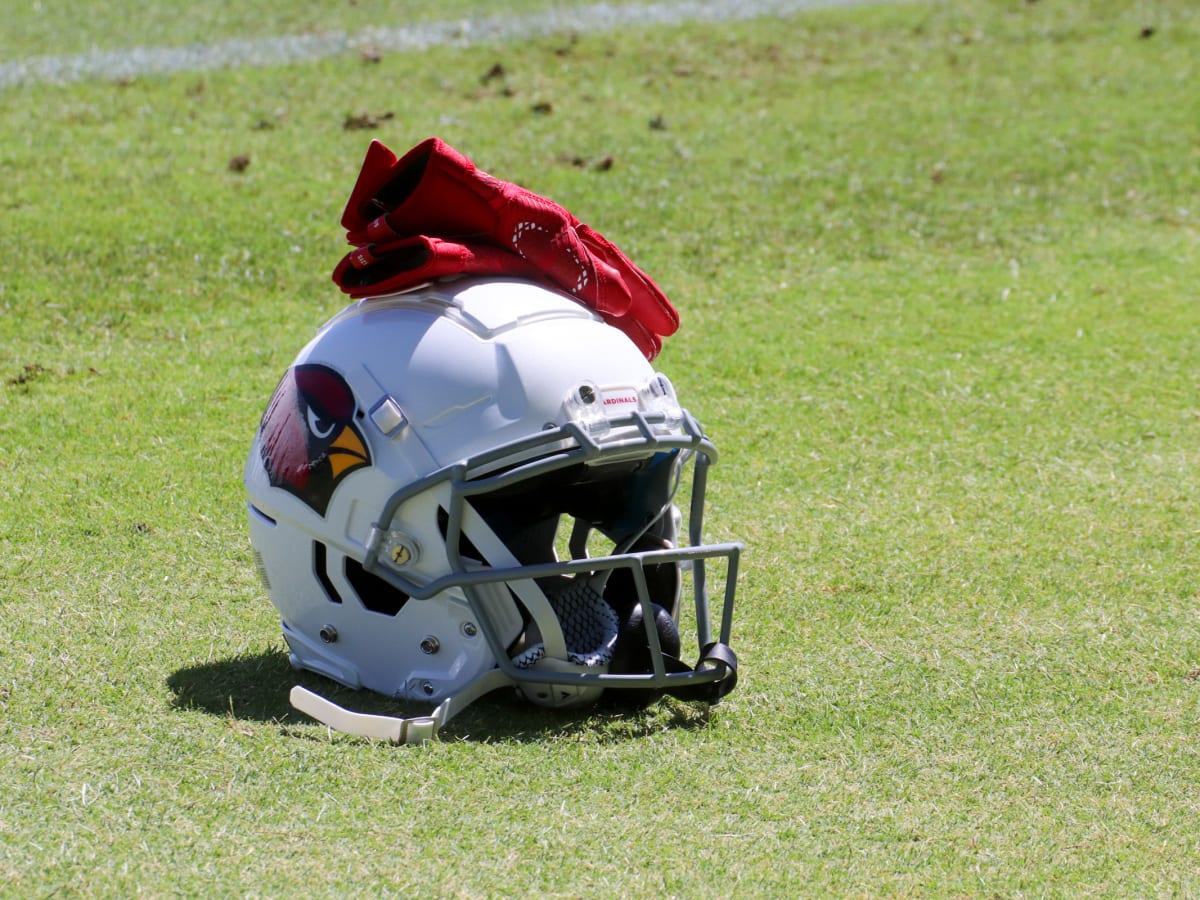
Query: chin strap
663,642,739,704
289,668,515,745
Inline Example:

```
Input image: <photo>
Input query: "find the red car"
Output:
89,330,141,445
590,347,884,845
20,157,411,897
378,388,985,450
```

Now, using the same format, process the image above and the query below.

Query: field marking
1,0,895,89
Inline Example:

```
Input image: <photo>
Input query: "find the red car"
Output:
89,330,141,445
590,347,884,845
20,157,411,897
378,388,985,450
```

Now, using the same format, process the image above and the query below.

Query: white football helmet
245,277,739,743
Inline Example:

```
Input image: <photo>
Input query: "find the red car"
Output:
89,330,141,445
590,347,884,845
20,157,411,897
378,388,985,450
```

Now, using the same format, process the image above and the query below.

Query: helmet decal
259,364,370,516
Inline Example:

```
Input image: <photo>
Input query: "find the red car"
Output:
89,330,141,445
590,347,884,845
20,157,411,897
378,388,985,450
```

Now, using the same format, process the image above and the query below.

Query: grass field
3,0,650,59
3,0,1199,895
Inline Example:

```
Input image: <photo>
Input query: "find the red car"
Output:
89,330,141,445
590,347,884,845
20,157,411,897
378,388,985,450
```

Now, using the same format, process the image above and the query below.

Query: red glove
333,137,679,358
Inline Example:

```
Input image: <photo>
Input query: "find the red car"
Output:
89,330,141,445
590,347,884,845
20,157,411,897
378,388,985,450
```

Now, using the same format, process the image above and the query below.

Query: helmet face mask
245,278,739,738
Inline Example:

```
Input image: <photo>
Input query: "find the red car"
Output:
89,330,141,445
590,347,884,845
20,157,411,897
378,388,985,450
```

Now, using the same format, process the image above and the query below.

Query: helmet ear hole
605,601,684,708
609,602,681,674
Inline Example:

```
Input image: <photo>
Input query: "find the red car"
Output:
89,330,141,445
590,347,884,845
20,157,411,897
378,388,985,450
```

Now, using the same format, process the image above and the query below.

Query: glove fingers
578,225,679,337
600,309,662,360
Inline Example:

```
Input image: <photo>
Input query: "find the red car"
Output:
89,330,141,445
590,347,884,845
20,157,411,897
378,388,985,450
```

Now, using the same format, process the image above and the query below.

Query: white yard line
2,0,898,89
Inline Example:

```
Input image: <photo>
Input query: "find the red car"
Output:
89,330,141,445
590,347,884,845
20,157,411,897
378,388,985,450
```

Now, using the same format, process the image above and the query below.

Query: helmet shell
246,278,660,701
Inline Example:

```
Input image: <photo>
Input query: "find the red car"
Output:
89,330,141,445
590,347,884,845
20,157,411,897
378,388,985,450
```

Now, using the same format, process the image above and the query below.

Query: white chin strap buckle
288,669,514,745
289,687,440,744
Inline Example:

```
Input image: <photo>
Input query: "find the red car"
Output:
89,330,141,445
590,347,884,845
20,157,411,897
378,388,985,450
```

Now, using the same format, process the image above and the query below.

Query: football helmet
245,277,739,743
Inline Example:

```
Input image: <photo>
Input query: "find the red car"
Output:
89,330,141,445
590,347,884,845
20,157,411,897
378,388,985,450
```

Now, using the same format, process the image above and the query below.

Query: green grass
3,0,649,58
3,0,1200,894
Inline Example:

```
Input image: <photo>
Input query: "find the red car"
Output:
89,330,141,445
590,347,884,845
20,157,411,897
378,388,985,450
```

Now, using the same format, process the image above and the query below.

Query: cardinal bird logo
259,364,371,516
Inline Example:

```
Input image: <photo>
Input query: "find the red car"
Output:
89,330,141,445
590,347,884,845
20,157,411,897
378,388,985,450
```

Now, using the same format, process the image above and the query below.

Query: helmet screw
419,636,440,655
385,532,418,568
462,622,478,638
579,384,596,404
319,625,338,644
421,681,435,696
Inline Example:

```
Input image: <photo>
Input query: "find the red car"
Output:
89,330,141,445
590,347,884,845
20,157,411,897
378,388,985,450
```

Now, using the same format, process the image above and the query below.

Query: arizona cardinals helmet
245,277,739,743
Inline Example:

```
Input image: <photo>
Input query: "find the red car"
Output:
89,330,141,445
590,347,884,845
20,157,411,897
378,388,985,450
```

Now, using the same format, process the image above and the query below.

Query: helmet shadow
166,648,717,744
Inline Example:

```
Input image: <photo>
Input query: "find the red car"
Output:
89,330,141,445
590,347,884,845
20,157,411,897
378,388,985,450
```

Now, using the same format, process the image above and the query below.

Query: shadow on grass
166,648,716,744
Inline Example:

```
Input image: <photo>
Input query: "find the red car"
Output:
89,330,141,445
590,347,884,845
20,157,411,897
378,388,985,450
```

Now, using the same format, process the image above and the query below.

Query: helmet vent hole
313,542,343,604
345,556,410,616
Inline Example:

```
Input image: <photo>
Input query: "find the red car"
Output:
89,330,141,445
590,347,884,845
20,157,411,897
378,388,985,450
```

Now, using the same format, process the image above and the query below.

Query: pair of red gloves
332,137,679,359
